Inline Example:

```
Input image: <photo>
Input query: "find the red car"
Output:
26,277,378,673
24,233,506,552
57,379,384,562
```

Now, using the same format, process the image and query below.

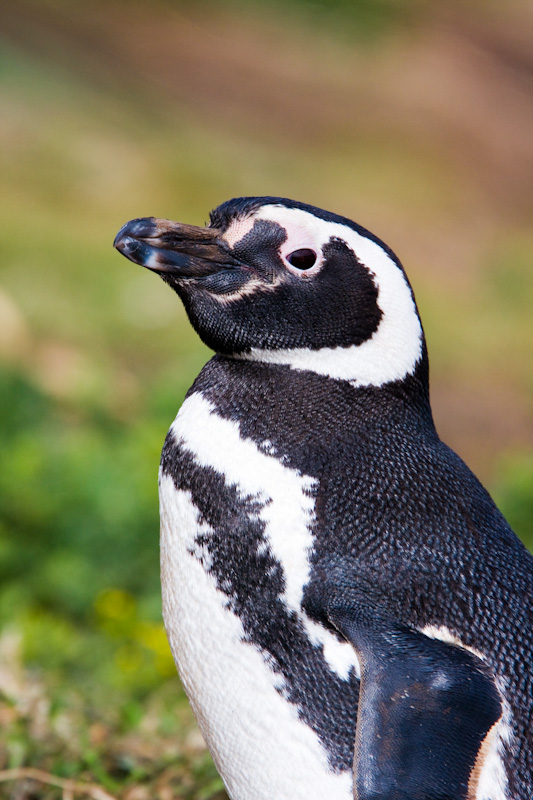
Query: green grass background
1,1,532,797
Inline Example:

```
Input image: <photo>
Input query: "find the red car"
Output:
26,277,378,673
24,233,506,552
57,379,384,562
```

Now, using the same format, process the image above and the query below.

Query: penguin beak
113,217,242,277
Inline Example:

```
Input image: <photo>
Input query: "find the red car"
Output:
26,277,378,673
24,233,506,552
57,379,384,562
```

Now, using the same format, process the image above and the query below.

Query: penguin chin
160,268,253,298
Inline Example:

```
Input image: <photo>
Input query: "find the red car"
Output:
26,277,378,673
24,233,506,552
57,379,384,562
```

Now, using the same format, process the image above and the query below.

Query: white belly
159,392,358,800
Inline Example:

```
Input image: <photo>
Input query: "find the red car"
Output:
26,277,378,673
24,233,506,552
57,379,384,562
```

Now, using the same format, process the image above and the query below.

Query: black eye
286,248,317,270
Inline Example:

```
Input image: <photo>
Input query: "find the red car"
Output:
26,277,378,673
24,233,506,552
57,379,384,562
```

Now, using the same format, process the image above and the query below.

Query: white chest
159,392,358,800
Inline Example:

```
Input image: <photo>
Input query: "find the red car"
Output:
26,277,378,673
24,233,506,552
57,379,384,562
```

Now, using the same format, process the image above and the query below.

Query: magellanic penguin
114,197,533,800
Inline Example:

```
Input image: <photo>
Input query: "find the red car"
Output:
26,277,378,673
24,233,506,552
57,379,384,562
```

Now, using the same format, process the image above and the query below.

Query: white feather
169,392,316,612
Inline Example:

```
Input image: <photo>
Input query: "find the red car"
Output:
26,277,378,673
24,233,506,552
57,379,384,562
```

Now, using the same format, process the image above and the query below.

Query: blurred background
1,1,532,797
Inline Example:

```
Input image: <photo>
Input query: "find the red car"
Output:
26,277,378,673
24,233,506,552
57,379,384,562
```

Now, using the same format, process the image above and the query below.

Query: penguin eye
286,248,317,270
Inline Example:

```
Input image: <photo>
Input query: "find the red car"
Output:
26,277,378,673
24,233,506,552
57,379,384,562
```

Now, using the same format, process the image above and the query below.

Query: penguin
114,197,533,800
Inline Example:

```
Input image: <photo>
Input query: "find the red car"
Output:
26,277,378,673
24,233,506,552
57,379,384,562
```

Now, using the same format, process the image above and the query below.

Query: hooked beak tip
114,217,158,251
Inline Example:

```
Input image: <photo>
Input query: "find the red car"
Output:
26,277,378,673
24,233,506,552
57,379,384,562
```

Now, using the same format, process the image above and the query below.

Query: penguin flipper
325,593,502,799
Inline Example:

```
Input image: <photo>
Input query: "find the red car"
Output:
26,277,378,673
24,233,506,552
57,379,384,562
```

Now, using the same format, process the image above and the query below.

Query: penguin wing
324,592,502,799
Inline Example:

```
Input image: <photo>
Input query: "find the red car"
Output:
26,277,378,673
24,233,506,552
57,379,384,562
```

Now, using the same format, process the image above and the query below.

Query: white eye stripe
223,212,325,275
224,207,325,256
227,205,423,387
221,216,257,247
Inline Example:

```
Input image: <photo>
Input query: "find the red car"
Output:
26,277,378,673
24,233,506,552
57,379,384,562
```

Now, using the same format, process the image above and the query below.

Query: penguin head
114,197,424,388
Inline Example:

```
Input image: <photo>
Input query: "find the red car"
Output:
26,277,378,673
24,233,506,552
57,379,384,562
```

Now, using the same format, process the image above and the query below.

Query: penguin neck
335,347,435,434
200,346,436,441
365,345,434,431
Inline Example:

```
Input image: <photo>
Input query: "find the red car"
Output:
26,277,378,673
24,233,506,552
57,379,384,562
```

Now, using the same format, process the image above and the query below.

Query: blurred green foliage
0,365,183,698
494,455,533,554
1,368,163,622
